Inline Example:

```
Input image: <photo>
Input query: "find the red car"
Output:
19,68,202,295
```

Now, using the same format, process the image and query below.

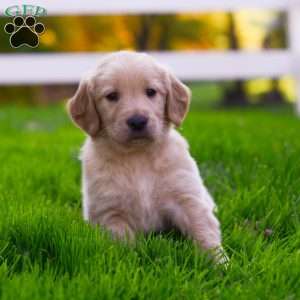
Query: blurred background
0,3,297,110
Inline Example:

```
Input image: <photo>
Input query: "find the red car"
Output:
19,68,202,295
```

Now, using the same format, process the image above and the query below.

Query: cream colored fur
68,51,228,264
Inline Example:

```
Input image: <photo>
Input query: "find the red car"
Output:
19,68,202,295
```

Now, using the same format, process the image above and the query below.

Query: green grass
0,104,300,299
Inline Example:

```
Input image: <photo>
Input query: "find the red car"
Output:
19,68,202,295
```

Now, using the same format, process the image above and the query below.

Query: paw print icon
4,16,45,48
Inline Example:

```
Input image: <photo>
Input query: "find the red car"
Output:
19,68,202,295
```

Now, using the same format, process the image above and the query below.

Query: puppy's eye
105,92,119,102
146,88,157,98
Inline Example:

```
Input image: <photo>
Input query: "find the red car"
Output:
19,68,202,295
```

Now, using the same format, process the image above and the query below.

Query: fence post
288,1,300,115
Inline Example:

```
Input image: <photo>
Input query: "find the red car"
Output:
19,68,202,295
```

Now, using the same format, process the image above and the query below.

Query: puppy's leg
87,197,135,241
106,217,135,241
163,196,228,266
101,215,135,241
90,209,135,242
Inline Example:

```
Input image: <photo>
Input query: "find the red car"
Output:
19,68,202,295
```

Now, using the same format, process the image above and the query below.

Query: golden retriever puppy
68,51,228,265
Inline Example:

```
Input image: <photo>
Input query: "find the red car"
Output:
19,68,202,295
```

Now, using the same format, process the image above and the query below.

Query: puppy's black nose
127,115,148,131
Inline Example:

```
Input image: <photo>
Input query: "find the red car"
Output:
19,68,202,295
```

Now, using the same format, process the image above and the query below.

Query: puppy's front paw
211,246,230,269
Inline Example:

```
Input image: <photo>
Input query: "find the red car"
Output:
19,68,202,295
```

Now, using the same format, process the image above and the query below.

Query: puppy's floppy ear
166,73,191,127
68,78,101,136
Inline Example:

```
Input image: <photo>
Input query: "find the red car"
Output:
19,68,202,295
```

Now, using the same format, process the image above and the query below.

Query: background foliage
0,11,295,106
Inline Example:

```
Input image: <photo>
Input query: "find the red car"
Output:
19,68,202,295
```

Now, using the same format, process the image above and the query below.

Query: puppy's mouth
108,125,156,147
127,131,154,143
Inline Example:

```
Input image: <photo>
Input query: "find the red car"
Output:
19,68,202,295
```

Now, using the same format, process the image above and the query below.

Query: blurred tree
125,14,205,51
260,12,287,105
221,13,249,107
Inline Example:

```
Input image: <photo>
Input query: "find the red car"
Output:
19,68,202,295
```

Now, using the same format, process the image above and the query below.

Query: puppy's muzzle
127,114,148,130
126,114,152,141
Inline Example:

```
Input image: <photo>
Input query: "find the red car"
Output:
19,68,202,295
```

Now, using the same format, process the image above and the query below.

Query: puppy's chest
119,165,157,207
108,160,163,229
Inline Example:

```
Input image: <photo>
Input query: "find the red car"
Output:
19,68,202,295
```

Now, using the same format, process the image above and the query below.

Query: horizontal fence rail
0,0,300,113
0,0,296,16
0,51,293,84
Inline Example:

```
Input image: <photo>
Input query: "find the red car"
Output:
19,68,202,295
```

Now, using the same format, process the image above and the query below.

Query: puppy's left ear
166,73,191,127
68,78,101,137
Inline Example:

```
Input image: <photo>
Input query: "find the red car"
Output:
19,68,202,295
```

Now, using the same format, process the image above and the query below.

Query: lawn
0,104,299,299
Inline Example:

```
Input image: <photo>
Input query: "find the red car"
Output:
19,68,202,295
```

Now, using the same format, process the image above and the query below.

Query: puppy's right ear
68,79,101,136
166,73,191,127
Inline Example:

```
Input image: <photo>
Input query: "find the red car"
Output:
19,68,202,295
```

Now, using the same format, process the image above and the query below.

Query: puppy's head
68,51,190,146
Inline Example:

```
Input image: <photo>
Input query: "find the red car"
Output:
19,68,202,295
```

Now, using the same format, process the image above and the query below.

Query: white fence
1,0,300,113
